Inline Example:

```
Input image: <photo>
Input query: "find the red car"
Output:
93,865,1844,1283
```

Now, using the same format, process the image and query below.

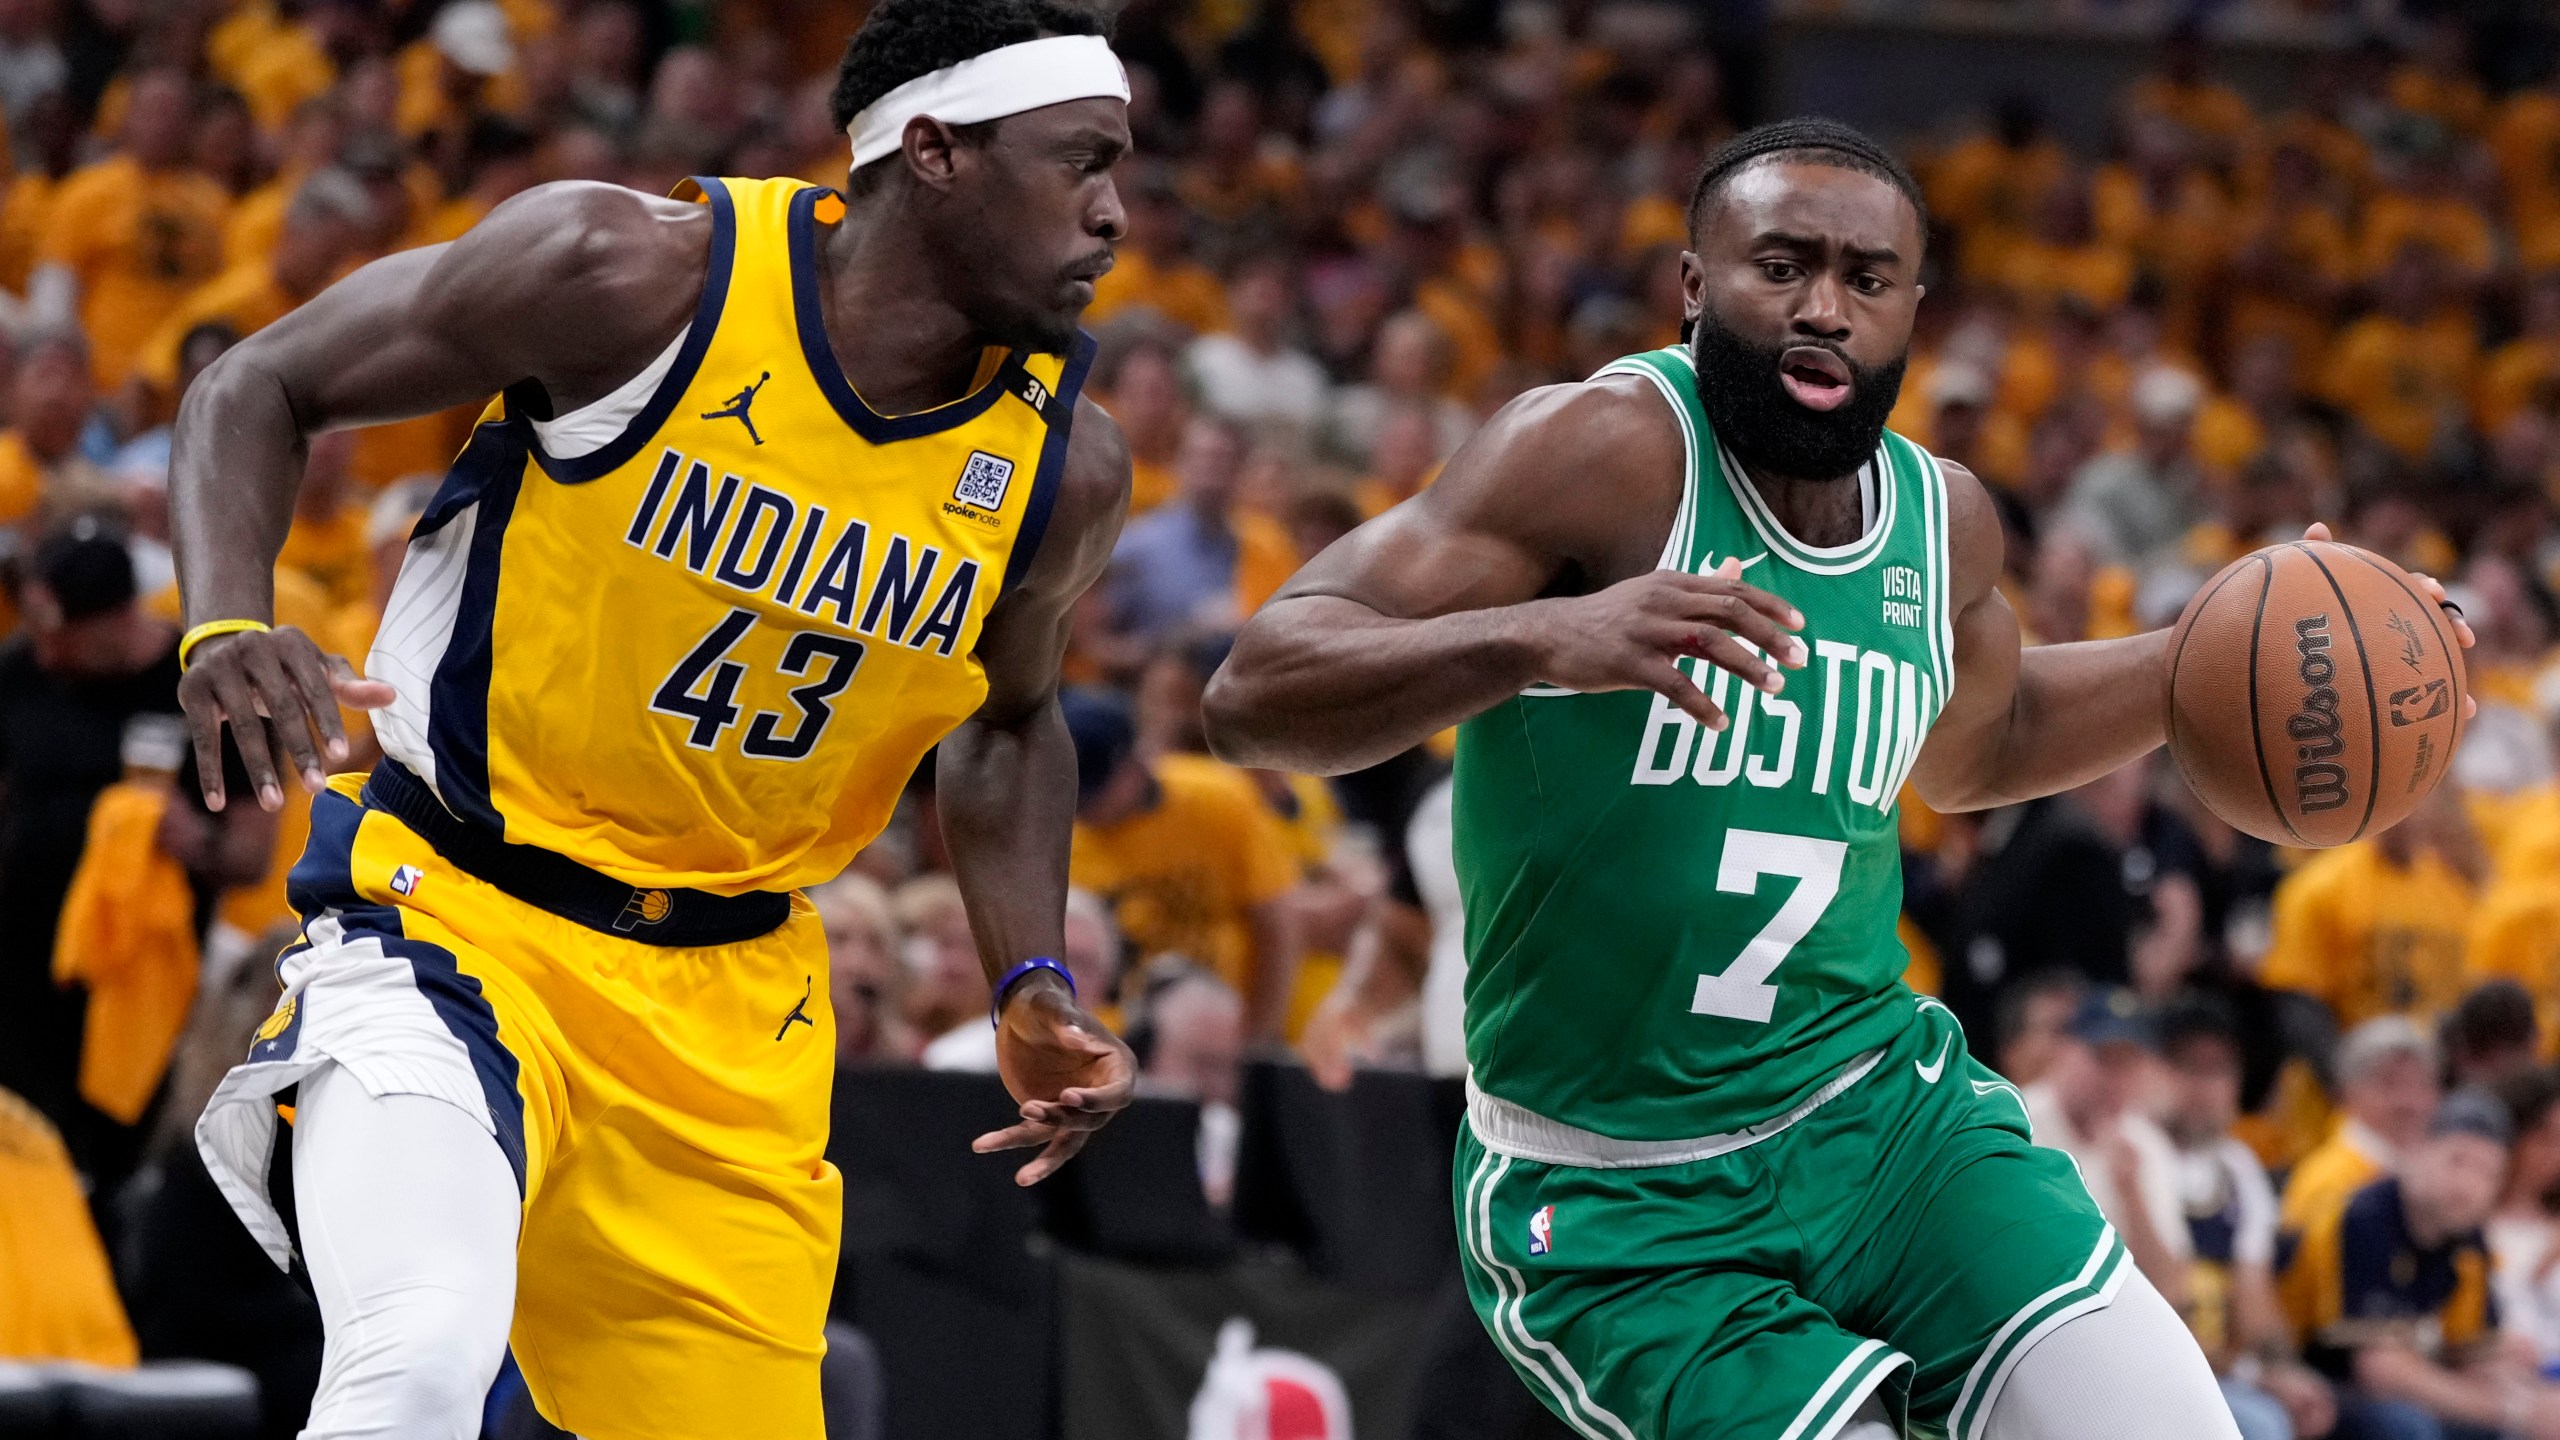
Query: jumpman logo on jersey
775,977,814,1041
702,372,772,445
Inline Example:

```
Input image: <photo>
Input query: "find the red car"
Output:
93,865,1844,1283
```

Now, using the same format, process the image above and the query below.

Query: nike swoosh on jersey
1914,1035,1952,1084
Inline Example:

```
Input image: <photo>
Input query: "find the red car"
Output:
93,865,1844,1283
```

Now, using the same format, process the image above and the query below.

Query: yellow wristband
179,619,272,671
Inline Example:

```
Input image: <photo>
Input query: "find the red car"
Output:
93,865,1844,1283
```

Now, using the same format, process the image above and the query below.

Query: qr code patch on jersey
954,451,1016,510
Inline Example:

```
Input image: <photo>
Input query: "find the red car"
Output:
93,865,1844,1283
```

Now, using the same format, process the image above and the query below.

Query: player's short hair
1684,116,1927,243
830,0,1110,193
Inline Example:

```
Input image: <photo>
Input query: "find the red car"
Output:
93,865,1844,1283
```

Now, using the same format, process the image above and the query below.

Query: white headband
846,34,1129,170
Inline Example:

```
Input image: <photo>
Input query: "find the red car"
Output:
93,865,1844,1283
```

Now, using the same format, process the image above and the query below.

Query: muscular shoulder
1937,457,2008,613
415,181,713,400
1425,371,1686,571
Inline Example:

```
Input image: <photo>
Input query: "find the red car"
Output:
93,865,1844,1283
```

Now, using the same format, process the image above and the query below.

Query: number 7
1691,828,1847,1024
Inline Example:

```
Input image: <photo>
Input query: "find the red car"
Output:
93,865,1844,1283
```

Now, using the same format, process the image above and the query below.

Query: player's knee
376,1325,505,1432
334,1293,508,1432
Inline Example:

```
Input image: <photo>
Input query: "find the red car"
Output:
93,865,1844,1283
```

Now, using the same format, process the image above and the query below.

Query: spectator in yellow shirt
223,95,346,269
31,68,231,389
2281,1017,2440,1239
2478,271,2560,437
2222,143,2353,386
137,167,371,393
1085,165,1230,339
406,115,540,249
2263,794,2482,1032
2285,1092,2529,1436
1064,688,1302,1043
0,332,110,532
2122,23,2256,163
0,1086,137,1365
2324,241,2480,465
1928,96,2069,279
1091,328,1190,516
2356,145,2497,292
2192,334,2301,485
2494,82,2560,234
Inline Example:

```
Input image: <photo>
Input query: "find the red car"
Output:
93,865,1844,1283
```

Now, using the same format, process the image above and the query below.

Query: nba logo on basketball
1528,1205,1554,1256
1186,1318,1353,1440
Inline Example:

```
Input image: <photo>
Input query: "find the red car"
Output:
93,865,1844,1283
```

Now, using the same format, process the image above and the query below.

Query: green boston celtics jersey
1454,345,1958,1142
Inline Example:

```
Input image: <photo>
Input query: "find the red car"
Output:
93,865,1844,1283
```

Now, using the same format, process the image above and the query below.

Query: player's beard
1687,305,1908,483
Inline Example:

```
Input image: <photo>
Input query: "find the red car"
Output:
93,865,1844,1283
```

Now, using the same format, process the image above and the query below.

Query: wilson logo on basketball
2288,614,2350,814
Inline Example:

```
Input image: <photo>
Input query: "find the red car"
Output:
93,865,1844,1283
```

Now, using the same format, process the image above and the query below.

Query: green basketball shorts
1454,994,2129,1440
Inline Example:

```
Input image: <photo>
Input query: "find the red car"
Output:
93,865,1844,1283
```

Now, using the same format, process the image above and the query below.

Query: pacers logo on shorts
249,995,302,1063
614,887,675,933
1527,1205,1555,1256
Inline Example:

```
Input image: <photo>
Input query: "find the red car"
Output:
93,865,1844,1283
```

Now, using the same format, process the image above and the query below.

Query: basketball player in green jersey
1206,119,2472,1440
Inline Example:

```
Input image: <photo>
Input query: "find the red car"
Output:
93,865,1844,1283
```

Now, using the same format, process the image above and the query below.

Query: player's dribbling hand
177,626,397,811
2302,522,2479,719
1522,557,1806,731
974,973,1137,1186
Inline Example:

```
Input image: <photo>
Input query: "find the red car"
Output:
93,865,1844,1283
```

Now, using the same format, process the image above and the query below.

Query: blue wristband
991,957,1075,1026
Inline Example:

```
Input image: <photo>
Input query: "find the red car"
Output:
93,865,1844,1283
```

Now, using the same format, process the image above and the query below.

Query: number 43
1691,829,1847,1023
651,608,865,762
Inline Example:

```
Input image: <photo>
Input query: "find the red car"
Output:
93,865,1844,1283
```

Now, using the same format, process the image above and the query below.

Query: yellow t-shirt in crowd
2260,841,2475,1027
2470,874,2560,1052
2323,313,2479,463
39,153,231,389
0,171,52,294
278,503,374,610
1233,509,1301,617
2281,1119,2392,1238
1086,248,1230,338
2494,90,2560,230
2358,192,2498,283
1127,453,1177,516
2477,335,2560,436
1070,752,1300,999
0,1087,137,1365
138,258,299,389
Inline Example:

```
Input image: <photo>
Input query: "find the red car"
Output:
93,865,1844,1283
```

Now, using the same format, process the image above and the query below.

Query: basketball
2164,540,2467,848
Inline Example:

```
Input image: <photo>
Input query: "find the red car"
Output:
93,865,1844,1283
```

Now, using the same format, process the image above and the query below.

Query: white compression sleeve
1982,1264,2240,1440
292,1063,521,1440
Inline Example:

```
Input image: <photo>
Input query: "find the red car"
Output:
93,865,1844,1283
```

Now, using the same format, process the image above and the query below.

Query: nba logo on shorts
1527,1205,1554,1256
390,864,424,897
953,451,1015,510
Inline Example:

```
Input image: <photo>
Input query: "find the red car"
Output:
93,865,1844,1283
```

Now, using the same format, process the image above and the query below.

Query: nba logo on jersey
1527,1205,1554,1256
953,451,1015,510
389,864,424,897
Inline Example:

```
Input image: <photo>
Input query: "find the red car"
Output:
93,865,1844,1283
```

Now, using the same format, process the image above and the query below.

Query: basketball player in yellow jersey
168,4,1139,1436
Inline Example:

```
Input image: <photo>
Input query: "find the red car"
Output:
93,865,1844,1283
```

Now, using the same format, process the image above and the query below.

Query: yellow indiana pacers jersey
367,176,1094,894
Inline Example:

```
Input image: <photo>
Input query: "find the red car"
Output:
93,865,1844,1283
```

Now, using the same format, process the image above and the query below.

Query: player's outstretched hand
2303,523,2479,719
974,974,1137,1186
1523,557,1806,731
177,627,397,811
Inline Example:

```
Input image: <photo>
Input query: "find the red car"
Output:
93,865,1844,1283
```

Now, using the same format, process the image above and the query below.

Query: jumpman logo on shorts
775,977,814,1041
702,372,772,445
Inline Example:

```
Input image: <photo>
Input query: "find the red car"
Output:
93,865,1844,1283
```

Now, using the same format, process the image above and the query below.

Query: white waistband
1465,1048,1886,1169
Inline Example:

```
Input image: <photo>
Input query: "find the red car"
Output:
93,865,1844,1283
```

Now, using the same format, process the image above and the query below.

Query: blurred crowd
5,0,2560,1436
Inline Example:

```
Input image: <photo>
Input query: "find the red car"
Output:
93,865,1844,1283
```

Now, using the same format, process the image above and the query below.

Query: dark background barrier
828,1064,1474,1440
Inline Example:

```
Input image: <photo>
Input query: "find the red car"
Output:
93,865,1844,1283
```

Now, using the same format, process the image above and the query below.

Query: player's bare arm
1910,465,2478,814
1203,376,1806,776
946,396,1140,1185
171,180,713,811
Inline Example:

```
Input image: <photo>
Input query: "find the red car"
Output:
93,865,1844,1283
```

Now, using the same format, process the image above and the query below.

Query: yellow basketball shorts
197,775,842,1440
